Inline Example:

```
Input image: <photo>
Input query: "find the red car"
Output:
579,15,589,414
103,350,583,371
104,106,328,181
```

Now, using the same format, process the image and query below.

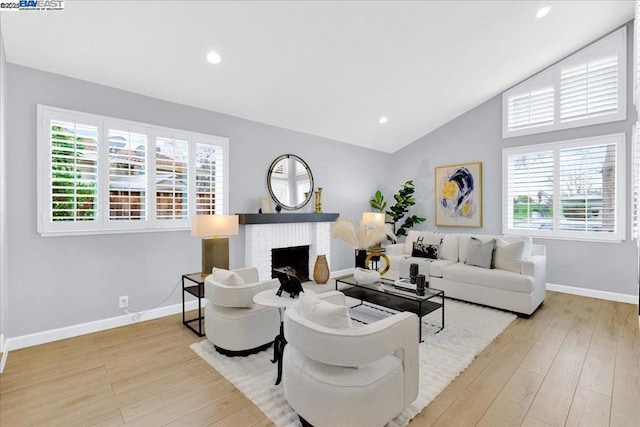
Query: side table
253,288,316,385
182,273,207,337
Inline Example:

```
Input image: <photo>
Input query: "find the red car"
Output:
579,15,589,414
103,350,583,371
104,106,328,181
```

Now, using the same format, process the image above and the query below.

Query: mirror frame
267,154,314,210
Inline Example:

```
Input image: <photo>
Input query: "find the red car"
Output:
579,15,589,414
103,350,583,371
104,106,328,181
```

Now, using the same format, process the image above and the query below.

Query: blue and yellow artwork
435,162,482,227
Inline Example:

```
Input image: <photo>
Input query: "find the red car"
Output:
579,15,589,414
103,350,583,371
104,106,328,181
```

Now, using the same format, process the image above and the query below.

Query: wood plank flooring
0,291,638,426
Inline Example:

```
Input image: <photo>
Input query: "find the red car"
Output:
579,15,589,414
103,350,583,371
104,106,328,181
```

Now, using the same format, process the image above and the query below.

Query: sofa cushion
297,294,353,330
458,234,494,263
498,236,533,259
465,237,496,269
443,263,534,293
411,239,440,259
440,234,459,261
211,267,245,286
429,259,456,278
493,239,525,273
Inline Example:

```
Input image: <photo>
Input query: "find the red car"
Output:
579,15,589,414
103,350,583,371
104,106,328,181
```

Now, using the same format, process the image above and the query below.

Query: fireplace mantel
237,213,338,225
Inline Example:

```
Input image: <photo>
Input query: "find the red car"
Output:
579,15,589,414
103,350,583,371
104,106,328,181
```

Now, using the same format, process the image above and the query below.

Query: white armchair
283,291,419,427
204,267,280,356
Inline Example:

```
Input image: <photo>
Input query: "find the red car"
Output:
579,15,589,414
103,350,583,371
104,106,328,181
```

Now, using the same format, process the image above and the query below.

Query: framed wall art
435,162,482,227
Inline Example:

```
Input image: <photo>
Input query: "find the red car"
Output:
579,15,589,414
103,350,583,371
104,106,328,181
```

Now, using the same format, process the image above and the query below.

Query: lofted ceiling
0,1,634,153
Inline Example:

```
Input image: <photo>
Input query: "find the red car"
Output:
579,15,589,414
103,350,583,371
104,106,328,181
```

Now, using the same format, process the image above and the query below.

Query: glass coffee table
335,275,444,342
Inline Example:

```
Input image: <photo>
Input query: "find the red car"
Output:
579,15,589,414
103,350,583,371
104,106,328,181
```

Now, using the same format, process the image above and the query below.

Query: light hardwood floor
0,291,638,426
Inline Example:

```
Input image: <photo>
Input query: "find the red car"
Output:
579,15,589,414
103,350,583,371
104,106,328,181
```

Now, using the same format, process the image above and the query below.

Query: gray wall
390,23,638,297
5,64,387,337
0,24,7,345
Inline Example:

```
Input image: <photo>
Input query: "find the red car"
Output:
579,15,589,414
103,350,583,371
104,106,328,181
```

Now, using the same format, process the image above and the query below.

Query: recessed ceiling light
206,51,222,64
379,116,388,124
536,6,551,19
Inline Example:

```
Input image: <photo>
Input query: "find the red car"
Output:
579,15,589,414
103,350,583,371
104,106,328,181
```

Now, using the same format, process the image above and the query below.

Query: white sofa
386,231,546,317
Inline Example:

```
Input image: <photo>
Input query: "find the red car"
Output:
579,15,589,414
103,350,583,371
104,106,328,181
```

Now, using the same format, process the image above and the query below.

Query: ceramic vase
313,254,330,284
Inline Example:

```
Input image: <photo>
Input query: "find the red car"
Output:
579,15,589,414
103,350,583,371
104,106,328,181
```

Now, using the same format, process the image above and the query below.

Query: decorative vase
313,254,330,284
355,249,367,269
314,187,323,213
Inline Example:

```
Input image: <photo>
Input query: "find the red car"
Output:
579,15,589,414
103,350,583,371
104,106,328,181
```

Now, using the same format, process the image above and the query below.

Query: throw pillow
493,239,525,273
297,294,353,329
465,237,496,269
211,267,245,286
411,237,441,259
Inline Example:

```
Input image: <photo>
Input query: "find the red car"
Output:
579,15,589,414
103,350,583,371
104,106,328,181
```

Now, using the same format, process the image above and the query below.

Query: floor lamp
191,214,239,276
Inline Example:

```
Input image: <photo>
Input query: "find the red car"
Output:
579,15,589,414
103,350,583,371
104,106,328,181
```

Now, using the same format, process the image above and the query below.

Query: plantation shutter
49,119,99,223
195,141,225,215
504,150,554,231
558,143,617,233
560,56,619,122
506,87,554,132
108,129,147,221
156,136,188,220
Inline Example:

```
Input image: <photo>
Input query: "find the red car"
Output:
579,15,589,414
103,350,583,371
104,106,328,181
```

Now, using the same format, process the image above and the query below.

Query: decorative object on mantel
314,187,323,213
330,216,391,269
370,180,426,241
267,154,314,210
312,254,329,284
259,197,273,213
435,162,482,227
191,214,239,276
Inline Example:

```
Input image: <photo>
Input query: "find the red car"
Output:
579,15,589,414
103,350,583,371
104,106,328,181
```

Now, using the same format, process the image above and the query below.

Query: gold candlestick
314,187,323,213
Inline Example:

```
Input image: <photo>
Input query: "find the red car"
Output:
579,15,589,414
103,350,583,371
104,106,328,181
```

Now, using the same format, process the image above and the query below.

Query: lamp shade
362,212,385,226
191,214,239,237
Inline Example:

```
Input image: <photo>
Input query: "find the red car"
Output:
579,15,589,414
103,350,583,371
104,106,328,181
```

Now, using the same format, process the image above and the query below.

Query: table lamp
361,212,385,227
191,214,239,276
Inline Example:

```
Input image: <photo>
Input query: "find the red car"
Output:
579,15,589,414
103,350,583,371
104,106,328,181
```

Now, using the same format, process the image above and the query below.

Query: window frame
37,105,230,237
503,27,627,138
502,133,626,243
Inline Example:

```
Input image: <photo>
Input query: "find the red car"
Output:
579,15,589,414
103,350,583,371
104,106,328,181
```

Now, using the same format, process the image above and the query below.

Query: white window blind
38,105,229,236
503,133,626,242
507,88,554,132
560,56,618,122
504,150,554,232
503,27,626,138
156,136,188,220
195,142,224,215
108,129,147,221
49,119,99,223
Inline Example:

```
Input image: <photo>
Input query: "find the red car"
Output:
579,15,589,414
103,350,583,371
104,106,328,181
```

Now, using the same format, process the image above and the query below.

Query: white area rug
190,298,515,427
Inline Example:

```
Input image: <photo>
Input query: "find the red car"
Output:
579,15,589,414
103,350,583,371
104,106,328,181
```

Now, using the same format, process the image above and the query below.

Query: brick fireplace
239,213,338,281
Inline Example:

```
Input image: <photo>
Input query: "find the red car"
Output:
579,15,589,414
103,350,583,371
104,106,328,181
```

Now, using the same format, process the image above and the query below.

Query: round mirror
267,154,314,210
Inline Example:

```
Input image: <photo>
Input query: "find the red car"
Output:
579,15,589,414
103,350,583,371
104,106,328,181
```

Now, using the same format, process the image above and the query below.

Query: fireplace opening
271,245,310,282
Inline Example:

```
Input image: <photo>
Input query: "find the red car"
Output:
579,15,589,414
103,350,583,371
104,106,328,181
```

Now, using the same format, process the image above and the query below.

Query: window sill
39,226,191,238
504,231,624,244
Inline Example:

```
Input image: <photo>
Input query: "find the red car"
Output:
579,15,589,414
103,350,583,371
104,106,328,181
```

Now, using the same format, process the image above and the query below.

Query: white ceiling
0,1,634,153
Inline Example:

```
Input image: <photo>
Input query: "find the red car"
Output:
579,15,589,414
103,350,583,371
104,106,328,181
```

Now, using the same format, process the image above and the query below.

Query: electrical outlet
119,295,128,309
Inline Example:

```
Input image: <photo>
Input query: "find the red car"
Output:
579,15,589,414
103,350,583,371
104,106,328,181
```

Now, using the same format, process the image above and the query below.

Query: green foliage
370,180,426,240
369,190,387,212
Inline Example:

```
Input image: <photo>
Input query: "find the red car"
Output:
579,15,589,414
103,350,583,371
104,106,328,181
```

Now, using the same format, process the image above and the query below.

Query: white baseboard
0,333,4,354
546,283,638,304
3,299,206,353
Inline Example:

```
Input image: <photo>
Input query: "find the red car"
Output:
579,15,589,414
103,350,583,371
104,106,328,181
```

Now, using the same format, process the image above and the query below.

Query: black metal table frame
336,277,444,342
182,273,206,337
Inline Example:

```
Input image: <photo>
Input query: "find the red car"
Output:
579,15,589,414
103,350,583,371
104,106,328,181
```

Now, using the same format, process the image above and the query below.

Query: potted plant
370,180,426,241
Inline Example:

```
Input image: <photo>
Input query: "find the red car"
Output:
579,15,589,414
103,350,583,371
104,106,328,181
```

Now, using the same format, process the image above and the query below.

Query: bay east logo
19,0,63,9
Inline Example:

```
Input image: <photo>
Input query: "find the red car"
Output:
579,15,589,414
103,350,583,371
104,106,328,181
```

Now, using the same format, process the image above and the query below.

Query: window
503,133,626,242
37,106,229,236
503,27,626,138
